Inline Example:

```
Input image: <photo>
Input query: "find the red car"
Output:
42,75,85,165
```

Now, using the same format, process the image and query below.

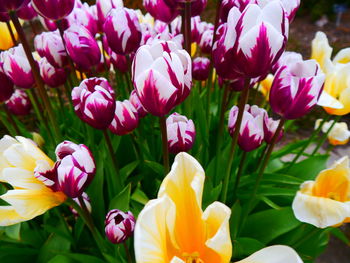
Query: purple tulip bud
5,89,32,116
272,51,303,74
71,192,91,216
17,2,37,20
166,113,195,154
67,3,98,36
35,31,68,68
199,28,213,54
96,0,123,28
0,0,28,12
104,8,142,55
105,209,135,244
109,100,139,135
213,1,288,79
228,105,265,152
263,115,283,144
39,58,68,88
219,0,255,22
192,57,210,81
270,59,325,120
56,141,96,198
32,0,75,20
129,90,147,118
0,71,14,102
143,0,180,23
0,45,35,89
72,77,116,129
64,24,101,71
132,40,192,116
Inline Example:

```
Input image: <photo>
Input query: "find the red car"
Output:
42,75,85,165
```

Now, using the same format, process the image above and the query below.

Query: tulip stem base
123,242,133,263
159,116,170,174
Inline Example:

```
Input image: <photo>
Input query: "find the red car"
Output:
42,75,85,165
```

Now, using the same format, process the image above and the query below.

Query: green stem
2,104,20,135
123,242,133,263
159,116,170,174
220,79,250,203
232,151,248,201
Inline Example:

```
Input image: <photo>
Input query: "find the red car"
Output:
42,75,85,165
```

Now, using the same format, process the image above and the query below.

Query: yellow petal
311,31,332,72
0,22,17,51
0,206,26,226
2,167,45,190
234,245,303,263
333,47,350,64
317,91,344,110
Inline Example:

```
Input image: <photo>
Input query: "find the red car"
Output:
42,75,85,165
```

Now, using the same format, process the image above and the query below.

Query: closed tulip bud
192,57,210,81
132,40,192,116
272,51,303,73
213,1,288,79
5,89,32,116
64,24,101,71
143,0,179,23
263,115,283,144
199,28,213,54
72,77,116,129
56,141,96,198
270,59,325,120
105,209,136,244
35,31,68,68
39,58,68,88
67,3,98,36
109,100,139,135
96,0,123,28
166,113,195,154
104,8,142,55
229,105,265,152
129,90,147,118
32,0,75,20
17,2,37,20
71,192,91,216
0,71,14,103
0,0,28,12
1,45,34,89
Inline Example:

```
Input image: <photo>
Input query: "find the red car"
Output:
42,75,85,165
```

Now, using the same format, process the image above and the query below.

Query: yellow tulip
0,136,66,226
292,156,350,228
258,74,274,101
134,152,232,263
315,119,350,146
311,31,332,73
0,21,18,51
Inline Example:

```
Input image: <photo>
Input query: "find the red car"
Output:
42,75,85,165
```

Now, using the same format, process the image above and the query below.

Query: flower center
183,252,204,263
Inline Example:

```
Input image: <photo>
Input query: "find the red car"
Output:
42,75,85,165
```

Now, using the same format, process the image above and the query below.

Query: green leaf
330,228,350,245
37,233,71,263
144,160,163,176
131,185,149,205
233,238,265,258
63,253,107,263
109,184,131,211
48,255,74,263
5,223,21,240
271,139,309,159
230,201,242,240
120,161,139,181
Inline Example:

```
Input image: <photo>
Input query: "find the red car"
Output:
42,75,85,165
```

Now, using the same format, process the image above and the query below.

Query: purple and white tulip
56,141,96,198
17,2,37,20
104,8,142,55
5,89,32,116
192,57,210,81
220,0,255,22
263,115,284,144
132,40,192,116
272,51,303,73
0,0,28,12
129,90,148,118
39,58,68,88
0,12,9,22
64,24,101,71
256,0,300,22
269,59,325,120
71,192,91,216
67,3,98,36
228,105,265,152
199,28,213,54
109,100,139,136
96,0,123,28
0,71,14,103
166,113,196,154
189,0,208,17
72,77,116,129
143,0,179,23
105,209,136,244
32,0,75,20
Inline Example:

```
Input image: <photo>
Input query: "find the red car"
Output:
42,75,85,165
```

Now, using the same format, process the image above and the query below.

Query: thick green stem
232,151,248,201
123,242,133,263
159,116,170,174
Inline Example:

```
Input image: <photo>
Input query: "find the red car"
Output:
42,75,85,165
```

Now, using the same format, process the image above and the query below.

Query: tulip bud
199,28,213,54
17,2,37,20
56,141,96,198
109,100,139,135
0,71,14,103
105,209,135,244
263,115,283,144
270,59,325,119
64,24,101,71
71,192,91,216
0,45,35,89
67,3,98,36
5,89,32,116
132,40,192,116
32,0,75,20
228,105,265,152
166,113,195,154
143,0,179,23
96,0,123,28
129,90,147,118
192,57,210,81
104,8,142,55
72,77,116,129
0,0,28,12
39,58,68,88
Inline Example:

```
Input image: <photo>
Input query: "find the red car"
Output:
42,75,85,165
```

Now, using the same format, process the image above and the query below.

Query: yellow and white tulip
315,119,350,146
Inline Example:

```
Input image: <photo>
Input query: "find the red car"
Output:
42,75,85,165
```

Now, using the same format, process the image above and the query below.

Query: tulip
105,209,135,244
0,0,28,12
132,40,192,116
34,31,68,68
0,71,14,102
257,74,274,100
109,49,129,73
39,57,68,88
272,51,303,73
166,113,195,154
192,57,210,81
5,89,31,116
153,20,169,35
256,0,300,22
219,0,255,22
199,27,213,54
32,0,75,20
0,12,9,22
143,0,179,24
0,21,18,50
228,105,265,152
263,115,283,144
109,100,139,136
67,3,98,36
0,45,34,89
310,32,332,73
104,8,142,55
64,24,101,71
315,119,350,146
72,77,116,129
96,0,123,28
269,59,325,120
17,2,37,21
134,152,232,263
71,192,91,216
213,1,288,79
38,16,58,31
190,0,207,17
292,156,350,228
129,90,147,118
0,136,66,226
56,141,96,198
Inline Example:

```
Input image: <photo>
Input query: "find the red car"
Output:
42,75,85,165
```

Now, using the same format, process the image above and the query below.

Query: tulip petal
333,47,350,64
0,206,26,226
317,91,344,109
2,168,44,190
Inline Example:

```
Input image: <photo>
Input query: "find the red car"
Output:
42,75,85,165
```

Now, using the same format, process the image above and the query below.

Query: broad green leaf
331,228,350,245
230,201,241,240
48,255,74,263
233,238,265,259
144,160,163,176
109,184,131,211
37,233,71,263
120,161,139,181
5,223,21,240
131,185,149,205
63,253,107,263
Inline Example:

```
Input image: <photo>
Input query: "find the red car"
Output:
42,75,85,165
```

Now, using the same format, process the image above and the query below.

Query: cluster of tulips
0,0,350,262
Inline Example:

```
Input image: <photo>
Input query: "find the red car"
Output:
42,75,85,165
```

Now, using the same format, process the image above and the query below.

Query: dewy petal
0,206,27,226
234,245,303,263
